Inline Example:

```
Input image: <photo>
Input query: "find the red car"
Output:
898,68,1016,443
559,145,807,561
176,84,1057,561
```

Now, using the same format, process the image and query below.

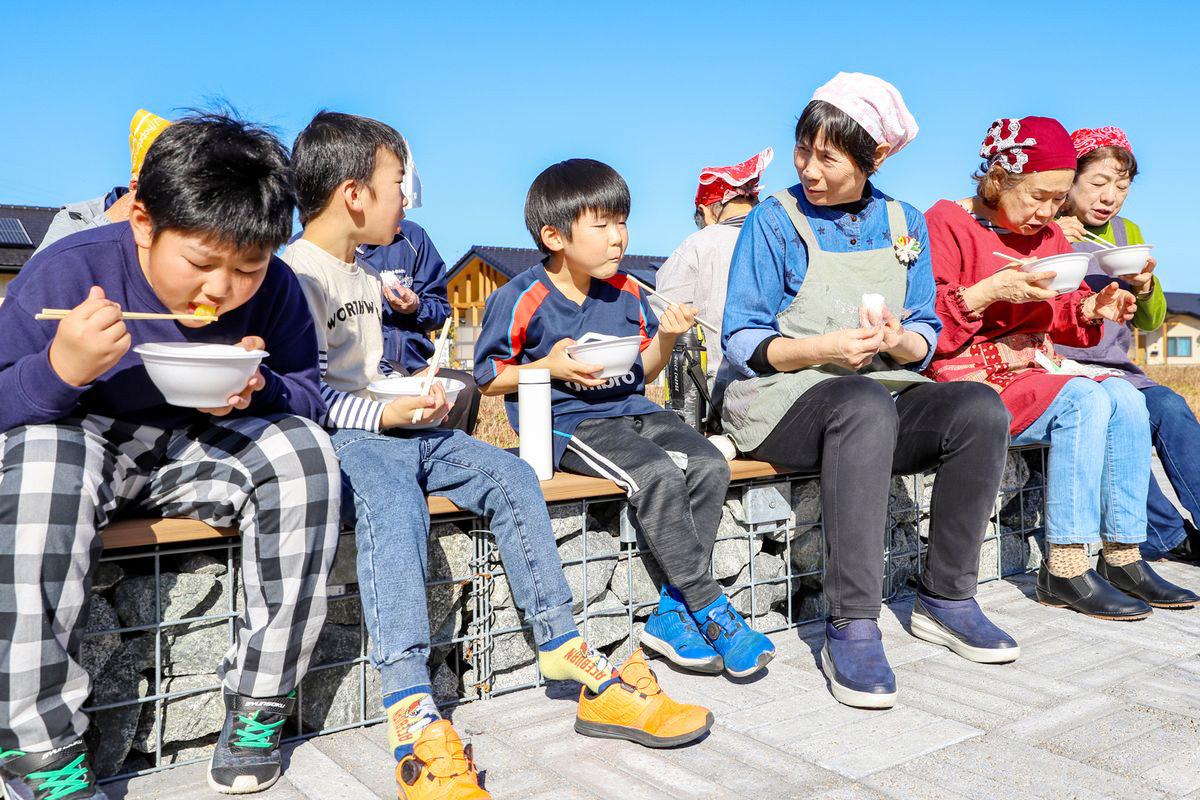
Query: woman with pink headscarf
1055,127,1200,565
720,73,1018,710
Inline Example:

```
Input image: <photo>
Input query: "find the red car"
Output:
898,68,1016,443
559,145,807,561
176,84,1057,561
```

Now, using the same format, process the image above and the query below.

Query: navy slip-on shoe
820,620,896,709
909,591,1020,663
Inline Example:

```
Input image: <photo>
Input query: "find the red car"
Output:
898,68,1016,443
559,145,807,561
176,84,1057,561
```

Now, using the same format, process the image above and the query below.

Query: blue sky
4,3,1196,288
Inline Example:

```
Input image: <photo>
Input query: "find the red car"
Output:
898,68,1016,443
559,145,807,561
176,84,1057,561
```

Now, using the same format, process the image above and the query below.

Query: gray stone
87,677,148,778
92,635,155,705
888,476,920,523
889,522,919,557
326,594,363,627
751,610,789,633
789,527,824,577
161,620,229,677
312,623,362,667
177,552,227,577
430,656,460,705
327,531,360,587
792,588,829,623
158,739,216,766
977,536,1001,583
712,507,763,580
81,596,121,677
790,479,822,528
91,562,125,594
134,674,225,752
550,501,586,540
1001,450,1031,491
886,550,920,598
608,621,647,663
299,661,381,732
999,487,1043,534
727,553,788,616
579,591,633,650
486,607,537,673
558,531,618,612
427,524,474,633
114,572,221,627
609,550,663,611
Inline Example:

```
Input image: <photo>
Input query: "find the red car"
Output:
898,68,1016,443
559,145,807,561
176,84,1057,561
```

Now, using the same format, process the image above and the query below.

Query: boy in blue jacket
475,159,775,681
0,115,341,798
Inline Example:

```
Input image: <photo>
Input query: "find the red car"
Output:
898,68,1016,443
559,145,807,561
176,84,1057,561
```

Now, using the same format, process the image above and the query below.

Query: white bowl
369,376,465,429
1092,244,1153,278
134,342,267,409
565,333,643,379
1021,252,1091,295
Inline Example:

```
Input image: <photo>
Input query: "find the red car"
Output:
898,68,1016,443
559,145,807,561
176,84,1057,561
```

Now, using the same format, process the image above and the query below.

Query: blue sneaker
695,597,775,678
820,619,896,709
910,591,1020,663
641,586,723,674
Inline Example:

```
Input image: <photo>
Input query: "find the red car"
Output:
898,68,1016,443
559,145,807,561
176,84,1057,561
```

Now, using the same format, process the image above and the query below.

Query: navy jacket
356,220,451,371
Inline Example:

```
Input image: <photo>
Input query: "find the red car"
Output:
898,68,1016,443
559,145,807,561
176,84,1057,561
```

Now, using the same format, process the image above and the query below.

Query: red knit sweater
923,200,1102,434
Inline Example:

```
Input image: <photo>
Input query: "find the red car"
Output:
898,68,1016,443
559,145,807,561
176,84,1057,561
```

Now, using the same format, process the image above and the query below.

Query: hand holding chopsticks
412,318,453,423
625,275,721,336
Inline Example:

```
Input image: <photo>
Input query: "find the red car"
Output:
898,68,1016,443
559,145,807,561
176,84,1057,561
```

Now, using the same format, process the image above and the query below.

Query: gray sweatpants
560,411,730,610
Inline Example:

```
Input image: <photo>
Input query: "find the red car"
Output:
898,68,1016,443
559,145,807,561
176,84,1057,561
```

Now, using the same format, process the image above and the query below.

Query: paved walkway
111,561,1200,800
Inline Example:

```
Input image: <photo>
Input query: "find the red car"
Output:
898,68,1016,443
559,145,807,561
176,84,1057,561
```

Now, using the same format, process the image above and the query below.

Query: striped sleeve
317,348,386,432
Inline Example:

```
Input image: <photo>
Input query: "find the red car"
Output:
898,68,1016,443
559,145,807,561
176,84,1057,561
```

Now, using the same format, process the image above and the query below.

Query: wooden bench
100,459,792,550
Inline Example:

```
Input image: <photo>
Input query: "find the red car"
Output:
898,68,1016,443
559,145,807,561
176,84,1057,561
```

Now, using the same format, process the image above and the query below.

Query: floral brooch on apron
893,235,921,266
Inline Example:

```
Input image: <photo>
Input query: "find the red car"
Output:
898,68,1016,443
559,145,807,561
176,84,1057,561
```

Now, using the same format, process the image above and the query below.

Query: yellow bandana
129,109,171,180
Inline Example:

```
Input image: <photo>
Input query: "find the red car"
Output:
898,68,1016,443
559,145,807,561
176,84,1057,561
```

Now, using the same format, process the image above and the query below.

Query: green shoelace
232,711,286,749
25,753,91,800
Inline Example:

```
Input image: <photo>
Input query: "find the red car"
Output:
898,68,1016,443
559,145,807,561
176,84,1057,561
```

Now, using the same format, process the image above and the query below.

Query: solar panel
0,217,32,248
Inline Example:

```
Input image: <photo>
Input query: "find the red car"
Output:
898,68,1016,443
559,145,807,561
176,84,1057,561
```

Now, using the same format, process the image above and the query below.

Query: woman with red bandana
1054,128,1200,564
925,117,1198,621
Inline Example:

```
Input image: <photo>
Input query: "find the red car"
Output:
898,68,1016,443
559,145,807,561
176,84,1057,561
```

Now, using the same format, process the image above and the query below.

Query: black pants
749,376,1011,618
386,363,481,435
560,412,731,611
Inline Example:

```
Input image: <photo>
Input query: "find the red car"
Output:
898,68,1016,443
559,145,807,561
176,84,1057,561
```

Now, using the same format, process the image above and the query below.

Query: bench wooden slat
101,459,791,550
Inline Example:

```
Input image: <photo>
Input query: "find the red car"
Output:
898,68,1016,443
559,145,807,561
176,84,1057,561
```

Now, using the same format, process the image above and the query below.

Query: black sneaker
0,740,107,800
207,691,295,795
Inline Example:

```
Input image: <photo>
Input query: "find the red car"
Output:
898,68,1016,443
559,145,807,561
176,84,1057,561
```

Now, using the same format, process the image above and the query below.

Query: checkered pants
0,413,341,751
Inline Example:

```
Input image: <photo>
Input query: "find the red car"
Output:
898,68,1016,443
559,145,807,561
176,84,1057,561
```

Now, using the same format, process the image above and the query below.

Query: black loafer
1035,565,1152,621
1166,521,1200,564
1097,555,1199,609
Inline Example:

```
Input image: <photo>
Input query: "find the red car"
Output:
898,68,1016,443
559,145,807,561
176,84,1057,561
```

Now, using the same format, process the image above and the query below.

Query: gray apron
722,190,930,452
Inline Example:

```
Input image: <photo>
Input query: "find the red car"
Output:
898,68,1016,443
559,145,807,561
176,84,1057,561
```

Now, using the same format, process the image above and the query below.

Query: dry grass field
1146,366,1200,415
472,368,1200,450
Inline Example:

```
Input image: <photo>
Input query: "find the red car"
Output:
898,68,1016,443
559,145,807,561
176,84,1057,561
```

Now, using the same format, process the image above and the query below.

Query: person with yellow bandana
33,109,170,254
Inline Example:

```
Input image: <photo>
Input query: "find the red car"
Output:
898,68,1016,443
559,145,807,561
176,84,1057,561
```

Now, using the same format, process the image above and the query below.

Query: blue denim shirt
721,183,941,378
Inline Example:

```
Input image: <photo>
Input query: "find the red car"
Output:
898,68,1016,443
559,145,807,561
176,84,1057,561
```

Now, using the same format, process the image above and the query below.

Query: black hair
136,112,295,251
291,111,409,224
1077,145,1138,181
794,100,880,176
524,159,631,254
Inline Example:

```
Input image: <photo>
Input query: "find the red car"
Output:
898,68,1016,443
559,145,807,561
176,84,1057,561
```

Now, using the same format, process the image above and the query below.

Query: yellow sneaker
573,649,713,748
395,720,490,800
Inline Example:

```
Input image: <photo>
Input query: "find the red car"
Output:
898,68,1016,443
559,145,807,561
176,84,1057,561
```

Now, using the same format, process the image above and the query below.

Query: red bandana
1070,127,1133,159
695,148,774,207
979,117,1076,175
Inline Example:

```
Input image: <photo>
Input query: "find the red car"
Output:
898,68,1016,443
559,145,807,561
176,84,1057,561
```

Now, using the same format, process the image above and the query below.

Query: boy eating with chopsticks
283,112,711,800
0,114,341,798
474,159,775,680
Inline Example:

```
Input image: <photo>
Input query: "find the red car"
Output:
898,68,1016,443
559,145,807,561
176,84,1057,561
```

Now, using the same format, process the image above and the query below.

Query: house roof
0,204,58,272
448,245,666,287
1165,292,1200,320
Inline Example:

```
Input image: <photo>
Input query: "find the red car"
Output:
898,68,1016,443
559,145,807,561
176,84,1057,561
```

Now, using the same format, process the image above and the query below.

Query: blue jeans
330,428,576,697
1143,385,1200,555
1012,378,1149,545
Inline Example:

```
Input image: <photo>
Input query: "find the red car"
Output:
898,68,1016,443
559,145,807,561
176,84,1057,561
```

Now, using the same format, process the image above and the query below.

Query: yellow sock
386,691,440,760
537,634,618,693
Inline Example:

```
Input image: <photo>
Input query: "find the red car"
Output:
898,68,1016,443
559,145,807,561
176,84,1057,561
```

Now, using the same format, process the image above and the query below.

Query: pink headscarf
811,72,919,156
694,148,774,206
1070,127,1133,159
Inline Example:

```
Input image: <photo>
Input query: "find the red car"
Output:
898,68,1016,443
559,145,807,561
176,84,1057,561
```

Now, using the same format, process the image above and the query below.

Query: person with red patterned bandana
925,116,1198,621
